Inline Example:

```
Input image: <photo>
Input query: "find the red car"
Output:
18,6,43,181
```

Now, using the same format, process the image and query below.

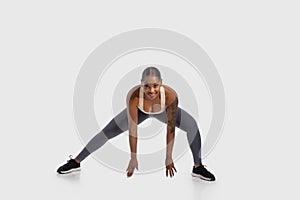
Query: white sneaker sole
59,168,81,174
191,172,214,181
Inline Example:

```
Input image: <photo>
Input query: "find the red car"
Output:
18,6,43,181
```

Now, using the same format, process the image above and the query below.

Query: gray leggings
76,107,202,164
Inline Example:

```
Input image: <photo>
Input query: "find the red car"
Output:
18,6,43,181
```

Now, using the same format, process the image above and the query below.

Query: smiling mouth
147,93,156,98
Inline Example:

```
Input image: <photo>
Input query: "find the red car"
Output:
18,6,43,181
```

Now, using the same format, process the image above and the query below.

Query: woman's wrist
131,153,137,159
166,153,173,160
165,156,173,161
165,157,173,165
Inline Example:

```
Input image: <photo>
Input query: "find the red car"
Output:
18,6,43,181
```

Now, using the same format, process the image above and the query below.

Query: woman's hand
165,158,177,178
126,158,138,177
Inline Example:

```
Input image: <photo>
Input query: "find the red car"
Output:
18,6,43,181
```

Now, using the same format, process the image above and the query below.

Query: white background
0,0,299,199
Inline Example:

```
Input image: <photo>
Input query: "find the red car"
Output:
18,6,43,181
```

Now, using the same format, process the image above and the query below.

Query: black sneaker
191,165,216,181
57,155,81,174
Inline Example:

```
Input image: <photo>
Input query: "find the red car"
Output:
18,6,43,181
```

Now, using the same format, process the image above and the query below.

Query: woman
57,67,216,181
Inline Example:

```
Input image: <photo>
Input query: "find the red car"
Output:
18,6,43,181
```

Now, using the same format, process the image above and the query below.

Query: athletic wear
191,165,216,181
57,156,81,174
138,86,166,114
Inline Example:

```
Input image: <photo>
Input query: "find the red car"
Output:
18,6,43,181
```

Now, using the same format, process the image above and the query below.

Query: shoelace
67,155,73,162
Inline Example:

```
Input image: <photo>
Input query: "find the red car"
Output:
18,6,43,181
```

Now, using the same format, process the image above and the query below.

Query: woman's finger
127,171,133,177
127,167,135,177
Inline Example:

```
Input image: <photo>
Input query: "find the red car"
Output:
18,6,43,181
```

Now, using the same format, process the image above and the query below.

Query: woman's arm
127,98,138,159
165,94,178,177
126,87,139,158
166,96,178,160
126,87,139,177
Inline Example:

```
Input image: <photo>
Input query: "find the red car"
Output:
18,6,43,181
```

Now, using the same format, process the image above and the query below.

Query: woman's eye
144,84,149,88
153,84,158,88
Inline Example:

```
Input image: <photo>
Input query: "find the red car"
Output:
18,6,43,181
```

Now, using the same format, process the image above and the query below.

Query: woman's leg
153,107,202,165
75,108,149,162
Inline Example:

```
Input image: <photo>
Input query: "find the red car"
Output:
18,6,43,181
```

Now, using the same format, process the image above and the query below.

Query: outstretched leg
175,108,202,165
76,109,149,162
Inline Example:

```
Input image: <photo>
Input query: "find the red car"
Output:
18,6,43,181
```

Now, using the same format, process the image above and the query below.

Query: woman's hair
141,66,162,82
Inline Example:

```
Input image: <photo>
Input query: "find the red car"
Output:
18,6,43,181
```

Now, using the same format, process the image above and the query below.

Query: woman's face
142,75,162,101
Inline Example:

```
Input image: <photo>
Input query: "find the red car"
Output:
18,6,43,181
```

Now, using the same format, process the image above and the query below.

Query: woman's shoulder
162,85,178,105
126,85,140,102
163,85,177,95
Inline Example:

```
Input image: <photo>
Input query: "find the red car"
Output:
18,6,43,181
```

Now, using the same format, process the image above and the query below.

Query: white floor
2,119,298,200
